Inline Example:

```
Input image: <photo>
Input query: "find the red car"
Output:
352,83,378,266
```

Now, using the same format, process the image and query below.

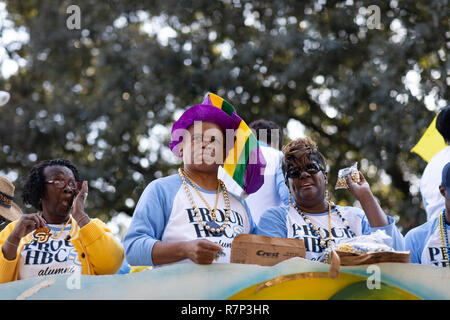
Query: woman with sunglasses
257,138,404,261
0,159,124,283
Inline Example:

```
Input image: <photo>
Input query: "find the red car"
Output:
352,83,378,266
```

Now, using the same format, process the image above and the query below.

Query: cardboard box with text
230,234,306,266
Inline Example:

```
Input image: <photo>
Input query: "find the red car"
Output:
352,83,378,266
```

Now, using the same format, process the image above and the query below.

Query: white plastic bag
319,230,395,263
331,230,394,254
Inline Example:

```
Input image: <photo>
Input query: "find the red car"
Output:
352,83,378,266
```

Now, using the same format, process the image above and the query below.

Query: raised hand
2,213,46,260
346,171,388,227
71,181,90,227
9,213,46,244
345,171,372,202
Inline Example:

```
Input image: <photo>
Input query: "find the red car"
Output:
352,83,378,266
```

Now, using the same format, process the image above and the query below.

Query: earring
325,190,331,202
289,193,293,207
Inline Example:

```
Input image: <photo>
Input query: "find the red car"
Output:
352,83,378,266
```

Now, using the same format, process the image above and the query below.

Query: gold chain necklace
179,168,231,236
183,171,221,220
34,212,72,243
49,216,72,239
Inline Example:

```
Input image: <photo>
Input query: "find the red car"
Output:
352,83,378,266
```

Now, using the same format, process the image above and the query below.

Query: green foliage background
0,0,448,232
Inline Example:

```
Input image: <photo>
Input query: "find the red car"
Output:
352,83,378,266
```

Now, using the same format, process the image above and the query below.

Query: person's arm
404,220,436,264
234,194,258,234
275,153,290,206
123,181,171,267
1,213,46,260
257,206,288,238
346,171,388,227
0,221,21,284
71,181,90,228
359,213,405,251
0,214,47,283
152,239,222,265
68,181,123,274
123,177,222,267
405,229,422,264
346,172,404,250
78,219,124,275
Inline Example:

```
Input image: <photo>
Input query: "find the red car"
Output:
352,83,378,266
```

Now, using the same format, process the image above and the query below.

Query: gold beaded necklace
291,200,333,249
179,168,231,235
439,210,450,268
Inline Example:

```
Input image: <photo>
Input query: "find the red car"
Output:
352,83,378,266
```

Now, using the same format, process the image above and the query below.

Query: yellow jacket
0,217,124,284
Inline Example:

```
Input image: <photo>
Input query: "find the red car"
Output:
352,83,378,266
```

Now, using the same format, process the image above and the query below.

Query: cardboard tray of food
334,250,411,266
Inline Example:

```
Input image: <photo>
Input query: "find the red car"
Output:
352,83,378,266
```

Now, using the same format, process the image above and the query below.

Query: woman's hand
71,181,90,227
346,171,388,227
345,171,373,202
8,213,46,244
183,239,223,264
2,213,46,260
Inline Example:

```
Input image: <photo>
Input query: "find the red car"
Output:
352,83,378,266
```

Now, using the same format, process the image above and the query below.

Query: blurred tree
0,0,447,231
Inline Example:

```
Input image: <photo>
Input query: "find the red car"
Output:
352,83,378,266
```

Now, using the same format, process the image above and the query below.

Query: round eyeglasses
46,180,80,190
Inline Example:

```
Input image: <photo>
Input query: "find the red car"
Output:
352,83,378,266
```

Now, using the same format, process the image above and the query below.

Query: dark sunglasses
285,162,325,179
46,180,80,190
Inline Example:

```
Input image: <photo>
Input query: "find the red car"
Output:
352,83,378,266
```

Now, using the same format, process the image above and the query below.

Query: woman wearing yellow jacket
0,159,124,283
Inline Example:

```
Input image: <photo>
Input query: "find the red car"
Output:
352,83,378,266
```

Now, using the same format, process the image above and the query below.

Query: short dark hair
22,159,81,211
436,106,450,143
249,119,283,149
281,137,326,180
